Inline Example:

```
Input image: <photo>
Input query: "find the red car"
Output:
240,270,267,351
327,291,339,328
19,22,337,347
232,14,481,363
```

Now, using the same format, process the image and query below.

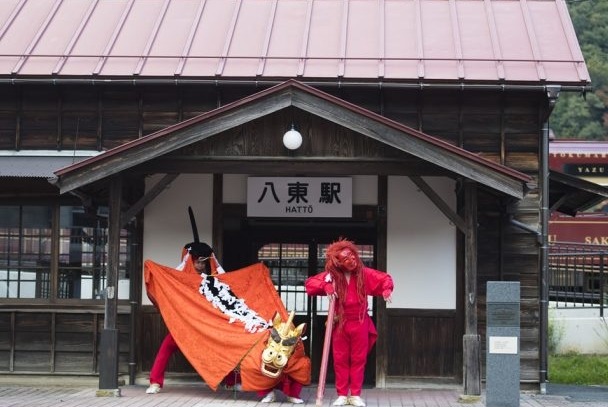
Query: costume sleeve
363,267,394,297
305,271,331,296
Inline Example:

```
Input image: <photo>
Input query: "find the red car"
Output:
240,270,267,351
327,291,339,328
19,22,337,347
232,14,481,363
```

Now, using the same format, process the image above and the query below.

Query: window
257,242,375,315
0,204,132,300
0,205,52,298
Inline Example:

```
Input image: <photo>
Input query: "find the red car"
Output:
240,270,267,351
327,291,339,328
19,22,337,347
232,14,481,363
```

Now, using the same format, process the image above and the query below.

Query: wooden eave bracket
120,173,179,227
549,193,573,215
409,175,466,233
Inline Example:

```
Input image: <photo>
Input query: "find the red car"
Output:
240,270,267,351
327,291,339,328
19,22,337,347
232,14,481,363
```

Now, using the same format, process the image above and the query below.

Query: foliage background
551,0,608,140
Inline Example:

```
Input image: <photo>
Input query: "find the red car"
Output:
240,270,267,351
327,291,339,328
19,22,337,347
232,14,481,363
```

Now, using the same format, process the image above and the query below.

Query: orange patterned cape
144,260,311,391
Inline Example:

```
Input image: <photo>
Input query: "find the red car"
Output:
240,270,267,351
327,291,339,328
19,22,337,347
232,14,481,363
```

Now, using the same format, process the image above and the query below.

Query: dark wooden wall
0,82,545,383
386,309,457,378
0,309,130,374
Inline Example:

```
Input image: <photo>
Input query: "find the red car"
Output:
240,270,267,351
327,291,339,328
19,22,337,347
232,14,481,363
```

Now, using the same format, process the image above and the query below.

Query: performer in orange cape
144,252,311,393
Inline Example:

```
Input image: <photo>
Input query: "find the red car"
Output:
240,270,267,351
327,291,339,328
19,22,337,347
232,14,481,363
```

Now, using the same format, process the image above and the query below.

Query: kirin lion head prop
260,310,306,378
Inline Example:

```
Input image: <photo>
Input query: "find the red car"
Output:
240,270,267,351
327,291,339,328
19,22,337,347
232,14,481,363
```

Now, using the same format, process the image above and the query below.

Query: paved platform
1,382,608,407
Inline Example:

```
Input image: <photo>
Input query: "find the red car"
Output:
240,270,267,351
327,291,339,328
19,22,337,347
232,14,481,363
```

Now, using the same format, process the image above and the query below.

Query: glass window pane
259,243,309,315
58,205,131,300
0,205,52,299
0,204,132,301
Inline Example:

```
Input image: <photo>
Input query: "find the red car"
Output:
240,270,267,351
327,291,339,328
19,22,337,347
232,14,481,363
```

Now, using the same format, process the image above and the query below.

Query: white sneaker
145,383,161,394
287,396,304,404
348,396,366,406
332,395,349,406
261,390,276,403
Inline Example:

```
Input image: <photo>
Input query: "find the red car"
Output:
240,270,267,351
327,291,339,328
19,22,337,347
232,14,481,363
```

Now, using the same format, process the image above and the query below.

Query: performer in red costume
305,238,393,407
147,241,236,394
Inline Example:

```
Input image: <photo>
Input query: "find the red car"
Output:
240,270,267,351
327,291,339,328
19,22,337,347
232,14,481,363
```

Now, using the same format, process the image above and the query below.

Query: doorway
221,205,378,385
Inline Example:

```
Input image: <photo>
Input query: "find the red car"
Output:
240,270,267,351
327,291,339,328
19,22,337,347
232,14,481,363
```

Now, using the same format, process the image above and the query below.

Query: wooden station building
0,0,602,395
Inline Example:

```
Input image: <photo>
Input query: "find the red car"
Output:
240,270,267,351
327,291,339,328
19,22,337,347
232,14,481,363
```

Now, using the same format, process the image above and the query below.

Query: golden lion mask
260,310,306,378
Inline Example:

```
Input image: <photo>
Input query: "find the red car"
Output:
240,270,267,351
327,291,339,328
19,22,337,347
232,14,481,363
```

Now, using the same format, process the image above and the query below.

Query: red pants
149,333,179,387
150,333,241,388
257,376,303,398
332,317,375,397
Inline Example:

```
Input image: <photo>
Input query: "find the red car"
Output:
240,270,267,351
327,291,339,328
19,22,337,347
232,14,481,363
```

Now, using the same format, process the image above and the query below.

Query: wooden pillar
375,175,388,388
98,176,122,395
463,180,481,395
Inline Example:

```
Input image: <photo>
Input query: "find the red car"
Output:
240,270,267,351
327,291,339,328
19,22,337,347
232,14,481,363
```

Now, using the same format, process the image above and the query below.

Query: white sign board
488,336,518,354
247,177,352,218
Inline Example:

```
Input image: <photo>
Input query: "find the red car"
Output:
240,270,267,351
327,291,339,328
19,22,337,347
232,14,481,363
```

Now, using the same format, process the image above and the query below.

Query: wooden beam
98,175,122,393
57,87,526,200
549,193,571,213
57,90,293,193
292,91,525,199
121,173,179,227
463,180,481,396
375,175,388,388
212,174,223,261
409,176,465,233
140,157,446,177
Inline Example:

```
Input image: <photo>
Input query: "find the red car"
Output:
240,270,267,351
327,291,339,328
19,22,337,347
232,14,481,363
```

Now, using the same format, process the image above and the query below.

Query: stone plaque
487,303,520,327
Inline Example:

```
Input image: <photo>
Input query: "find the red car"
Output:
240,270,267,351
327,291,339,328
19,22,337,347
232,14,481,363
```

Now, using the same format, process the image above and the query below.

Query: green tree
552,0,608,140
551,92,605,139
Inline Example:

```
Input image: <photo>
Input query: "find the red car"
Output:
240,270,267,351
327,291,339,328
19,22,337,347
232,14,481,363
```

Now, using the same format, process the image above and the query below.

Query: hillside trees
551,0,608,139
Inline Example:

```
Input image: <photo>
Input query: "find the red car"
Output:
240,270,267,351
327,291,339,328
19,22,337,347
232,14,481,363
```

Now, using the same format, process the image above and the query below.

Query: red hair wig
325,238,366,325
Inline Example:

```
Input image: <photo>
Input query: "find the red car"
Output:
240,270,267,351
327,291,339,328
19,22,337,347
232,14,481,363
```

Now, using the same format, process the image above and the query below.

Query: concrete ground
1,376,608,407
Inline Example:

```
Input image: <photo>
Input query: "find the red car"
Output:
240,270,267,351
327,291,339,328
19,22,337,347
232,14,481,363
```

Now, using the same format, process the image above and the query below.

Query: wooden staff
316,296,336,407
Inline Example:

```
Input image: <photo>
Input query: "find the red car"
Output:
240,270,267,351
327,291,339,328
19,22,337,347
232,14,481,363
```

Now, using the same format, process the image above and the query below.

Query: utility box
486,281,520,407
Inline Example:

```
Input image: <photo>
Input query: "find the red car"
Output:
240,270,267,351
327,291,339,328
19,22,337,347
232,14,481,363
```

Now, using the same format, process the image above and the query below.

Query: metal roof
0,151,99,179
549,170,608,216
0,0,589,85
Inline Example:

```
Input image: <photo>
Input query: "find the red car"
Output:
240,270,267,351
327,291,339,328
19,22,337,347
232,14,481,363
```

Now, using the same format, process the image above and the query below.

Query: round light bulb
283,128,302,150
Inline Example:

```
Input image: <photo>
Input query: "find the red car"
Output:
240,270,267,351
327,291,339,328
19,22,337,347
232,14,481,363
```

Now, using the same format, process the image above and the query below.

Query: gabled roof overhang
53,80,531,199
549,170,608,216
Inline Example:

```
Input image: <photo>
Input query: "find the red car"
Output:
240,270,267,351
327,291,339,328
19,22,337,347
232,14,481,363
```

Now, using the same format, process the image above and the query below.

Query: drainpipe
540,85,561,395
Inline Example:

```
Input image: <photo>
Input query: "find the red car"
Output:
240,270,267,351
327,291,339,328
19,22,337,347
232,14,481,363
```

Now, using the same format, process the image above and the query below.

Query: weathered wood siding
0,310,131,374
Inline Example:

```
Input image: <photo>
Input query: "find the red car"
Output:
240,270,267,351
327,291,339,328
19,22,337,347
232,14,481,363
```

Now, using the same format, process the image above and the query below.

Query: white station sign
247,177,352,218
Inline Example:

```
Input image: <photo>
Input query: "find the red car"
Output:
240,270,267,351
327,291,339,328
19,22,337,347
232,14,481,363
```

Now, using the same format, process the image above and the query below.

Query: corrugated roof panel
422,0,456,60
501,61,540,82
343,0,380,78
138,0,198,76
461,61,501,82
493,2,534,60
494,2,541,81
60,1,128,75
530,2,570,59
528,0,587,82
0,153,99,178
100,0,164,76
0,0,48,73
301,0,343,78
456,0,503,80
419,0,462,79
0,0,590,84
457,1,495,68
181,0,238,77
383,0,419,80
262,0,310,77
18,0,91,75
346,0,379,59
222,0,275,77
0,0,23,30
